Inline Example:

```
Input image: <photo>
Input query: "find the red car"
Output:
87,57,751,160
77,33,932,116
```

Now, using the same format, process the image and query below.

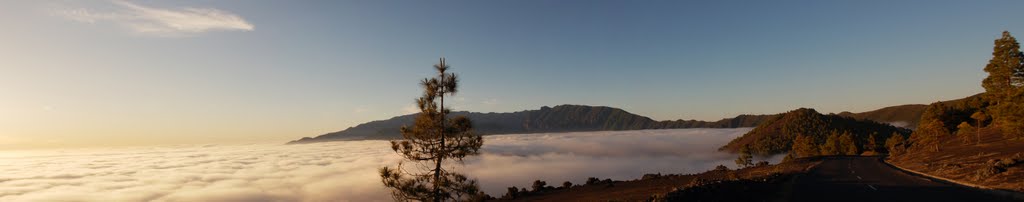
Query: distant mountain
835,94,983,130
837,104,928,129
288,104,776,144
720,108,911,155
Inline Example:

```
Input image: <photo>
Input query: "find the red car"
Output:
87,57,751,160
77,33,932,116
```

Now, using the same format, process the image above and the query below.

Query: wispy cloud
53,1,253,37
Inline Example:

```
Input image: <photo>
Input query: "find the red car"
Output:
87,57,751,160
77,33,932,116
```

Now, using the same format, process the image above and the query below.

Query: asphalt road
790,156,1018,202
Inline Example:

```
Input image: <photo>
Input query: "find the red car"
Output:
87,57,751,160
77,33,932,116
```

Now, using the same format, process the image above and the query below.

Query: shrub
531,180,547,192
642,173,663,180
503,186,520,199
561,181,573,189
975,166,1000,180
586,177,601,185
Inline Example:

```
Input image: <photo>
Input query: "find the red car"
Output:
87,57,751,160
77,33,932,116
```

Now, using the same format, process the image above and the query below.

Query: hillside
720,108,911,155
887,93,1024,192
837,104,928,129
288,105,776,144
835,95,982,130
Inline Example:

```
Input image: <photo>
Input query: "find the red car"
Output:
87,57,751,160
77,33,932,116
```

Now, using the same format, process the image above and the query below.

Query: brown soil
888,127,1024,192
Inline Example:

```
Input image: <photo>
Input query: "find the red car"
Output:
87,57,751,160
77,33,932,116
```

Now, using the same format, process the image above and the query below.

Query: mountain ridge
288,104,775,144
289,101,940,144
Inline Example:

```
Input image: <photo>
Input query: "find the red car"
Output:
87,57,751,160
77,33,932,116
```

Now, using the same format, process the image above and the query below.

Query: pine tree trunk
977,120,982,145
433,75,446,202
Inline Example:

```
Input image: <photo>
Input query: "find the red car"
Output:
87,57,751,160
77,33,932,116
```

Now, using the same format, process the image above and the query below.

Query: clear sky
1,1,1022,149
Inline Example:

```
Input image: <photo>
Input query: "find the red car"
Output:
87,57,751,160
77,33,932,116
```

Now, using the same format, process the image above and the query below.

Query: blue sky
1,1,1021,148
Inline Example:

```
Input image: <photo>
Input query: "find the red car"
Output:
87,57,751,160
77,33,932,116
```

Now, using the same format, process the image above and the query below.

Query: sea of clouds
0,128,771,201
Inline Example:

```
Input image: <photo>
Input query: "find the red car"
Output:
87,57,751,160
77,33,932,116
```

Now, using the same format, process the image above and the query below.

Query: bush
996,158,1019,168
531,180,547,192
975,166,1000,180
713,164,730,171
502,186,520,199
561,181,573,189
586,177,601,185
755,161,770,167
642,173,663,180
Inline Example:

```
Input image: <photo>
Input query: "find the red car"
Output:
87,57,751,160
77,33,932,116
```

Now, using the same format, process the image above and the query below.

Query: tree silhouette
380,58,485,202
735,145,753,168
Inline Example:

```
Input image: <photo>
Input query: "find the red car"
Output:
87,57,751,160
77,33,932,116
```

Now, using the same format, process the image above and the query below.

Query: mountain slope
835,94,984,130
837,104,928,129
720,108,912,155
288,105,776,144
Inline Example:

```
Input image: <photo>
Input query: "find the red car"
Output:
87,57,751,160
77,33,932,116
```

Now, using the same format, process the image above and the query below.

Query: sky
1,1,1022,149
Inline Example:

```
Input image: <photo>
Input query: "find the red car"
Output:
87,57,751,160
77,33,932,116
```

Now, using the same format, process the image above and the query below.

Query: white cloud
0,128,768,201
53,1,254,37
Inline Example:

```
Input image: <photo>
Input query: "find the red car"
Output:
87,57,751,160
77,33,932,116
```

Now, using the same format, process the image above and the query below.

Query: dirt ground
888,127,1024,192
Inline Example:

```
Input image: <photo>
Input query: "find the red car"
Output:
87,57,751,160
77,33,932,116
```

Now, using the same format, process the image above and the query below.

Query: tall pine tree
380,58,485,202
982,31,1024,140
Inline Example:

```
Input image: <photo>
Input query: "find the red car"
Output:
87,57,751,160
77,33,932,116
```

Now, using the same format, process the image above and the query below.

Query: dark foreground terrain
791,157,1015,202
501,156,1019,201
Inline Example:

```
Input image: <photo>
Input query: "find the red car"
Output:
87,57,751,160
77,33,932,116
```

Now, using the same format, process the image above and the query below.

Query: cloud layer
54,1,253,37
0,128,761,201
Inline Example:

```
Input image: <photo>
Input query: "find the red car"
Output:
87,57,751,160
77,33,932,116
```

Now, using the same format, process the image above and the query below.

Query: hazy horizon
3,1,1022,149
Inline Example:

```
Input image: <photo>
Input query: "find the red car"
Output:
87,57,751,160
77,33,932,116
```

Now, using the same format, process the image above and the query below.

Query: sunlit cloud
0,128,770,201
53,1,254,37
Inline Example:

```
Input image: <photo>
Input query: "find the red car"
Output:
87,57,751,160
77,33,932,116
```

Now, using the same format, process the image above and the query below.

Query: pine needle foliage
983,31,1024,140
380,58,485,202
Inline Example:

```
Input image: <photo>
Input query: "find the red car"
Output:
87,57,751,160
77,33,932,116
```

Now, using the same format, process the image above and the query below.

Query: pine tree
791,134,819,158
885,132,906,155
839,132,859,155
820,132,841,156
916,119,948,152
866,132,880,153
982,31,1024,140
971,111,988,145
380,58,485,202
735,145,753,168
956,122,975,145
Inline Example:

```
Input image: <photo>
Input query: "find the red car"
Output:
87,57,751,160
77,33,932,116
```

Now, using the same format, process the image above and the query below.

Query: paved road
790,156,1018,202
